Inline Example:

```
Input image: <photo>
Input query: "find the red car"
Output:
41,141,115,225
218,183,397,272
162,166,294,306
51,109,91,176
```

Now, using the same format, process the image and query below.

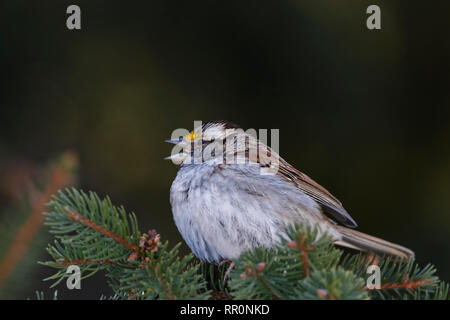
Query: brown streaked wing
243,135,357,228
277,160,358,228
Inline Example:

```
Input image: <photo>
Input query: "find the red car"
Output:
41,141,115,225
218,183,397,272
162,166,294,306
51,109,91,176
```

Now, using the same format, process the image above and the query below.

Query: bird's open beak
164,153,188,162
165,138,188,163
165,139,182,145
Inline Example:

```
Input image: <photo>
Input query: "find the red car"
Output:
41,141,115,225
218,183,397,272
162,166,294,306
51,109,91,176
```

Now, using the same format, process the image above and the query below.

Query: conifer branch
286,234,316,277
64,207,139,252
40,188,210,299
37,188,449,300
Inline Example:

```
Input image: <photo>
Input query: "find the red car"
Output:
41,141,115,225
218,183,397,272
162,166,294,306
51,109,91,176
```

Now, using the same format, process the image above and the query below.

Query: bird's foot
219,259,235,288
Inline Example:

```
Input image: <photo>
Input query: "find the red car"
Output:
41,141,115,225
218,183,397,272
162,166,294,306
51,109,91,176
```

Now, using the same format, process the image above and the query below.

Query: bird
166,120,414,264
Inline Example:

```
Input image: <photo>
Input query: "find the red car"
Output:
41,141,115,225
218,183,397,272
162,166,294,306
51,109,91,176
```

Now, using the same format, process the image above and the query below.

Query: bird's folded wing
276,161,358,228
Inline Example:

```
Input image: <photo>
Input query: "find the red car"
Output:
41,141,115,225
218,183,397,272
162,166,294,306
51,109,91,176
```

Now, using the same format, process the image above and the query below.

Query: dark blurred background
1,1,449,299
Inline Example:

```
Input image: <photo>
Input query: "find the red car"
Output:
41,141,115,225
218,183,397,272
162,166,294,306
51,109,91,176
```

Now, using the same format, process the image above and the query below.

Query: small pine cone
139,229,161,253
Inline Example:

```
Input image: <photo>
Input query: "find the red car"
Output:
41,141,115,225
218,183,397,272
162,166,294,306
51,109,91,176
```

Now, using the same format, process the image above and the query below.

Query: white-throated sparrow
167,120,414,263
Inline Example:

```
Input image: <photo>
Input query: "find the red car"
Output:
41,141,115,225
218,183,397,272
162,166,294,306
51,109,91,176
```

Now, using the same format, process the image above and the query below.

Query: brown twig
378,275,433,291
286,234,316,277
56,258,117,266
0,152,76,288
239,262,278,299
153,266,174,300
211,291,230,300
65,208,139,252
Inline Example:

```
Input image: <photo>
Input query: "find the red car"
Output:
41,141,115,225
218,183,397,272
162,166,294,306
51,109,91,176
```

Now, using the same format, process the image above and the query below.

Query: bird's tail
333,225,414,260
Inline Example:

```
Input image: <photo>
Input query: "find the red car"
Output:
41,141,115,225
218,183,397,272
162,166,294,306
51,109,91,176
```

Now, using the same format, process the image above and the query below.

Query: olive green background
1,1,449,299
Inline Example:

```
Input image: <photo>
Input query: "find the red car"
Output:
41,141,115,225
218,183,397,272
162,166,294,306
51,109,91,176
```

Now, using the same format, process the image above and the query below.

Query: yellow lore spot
185,131,202,141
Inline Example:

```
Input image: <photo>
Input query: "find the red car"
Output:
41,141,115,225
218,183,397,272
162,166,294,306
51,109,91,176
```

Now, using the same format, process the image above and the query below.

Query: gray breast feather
170,163,340,263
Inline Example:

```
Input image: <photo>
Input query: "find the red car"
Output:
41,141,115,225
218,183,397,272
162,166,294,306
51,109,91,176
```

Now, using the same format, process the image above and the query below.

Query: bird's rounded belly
171,189,279,262
170,171,280,262
169,164,327,263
